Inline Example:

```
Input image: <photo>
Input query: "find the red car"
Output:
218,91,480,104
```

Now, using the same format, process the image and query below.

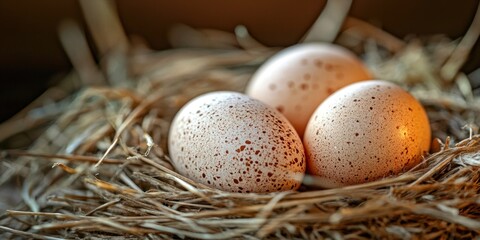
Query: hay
1,1,480,239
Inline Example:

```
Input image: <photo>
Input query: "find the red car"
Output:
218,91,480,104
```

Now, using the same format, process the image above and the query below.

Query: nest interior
1,1,480,239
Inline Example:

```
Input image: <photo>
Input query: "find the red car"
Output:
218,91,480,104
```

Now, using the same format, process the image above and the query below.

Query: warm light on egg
304,80,431,188
398,125,409,139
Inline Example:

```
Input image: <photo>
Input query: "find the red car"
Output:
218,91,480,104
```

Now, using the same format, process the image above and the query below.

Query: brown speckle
325,64,333,71
327,87,334,94
304,73,311,80
170,92,305,193
276,106,284,113
235,145,246,153
300,83,308,90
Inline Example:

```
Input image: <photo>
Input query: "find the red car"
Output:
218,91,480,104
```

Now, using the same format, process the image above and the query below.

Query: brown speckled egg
304,80,431,188
246,43,372,137
168,91,306,193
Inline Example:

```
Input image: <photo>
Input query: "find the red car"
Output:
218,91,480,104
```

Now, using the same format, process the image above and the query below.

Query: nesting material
1,1,480,239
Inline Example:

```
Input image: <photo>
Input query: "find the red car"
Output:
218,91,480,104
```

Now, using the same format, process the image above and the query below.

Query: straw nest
1,1,480,239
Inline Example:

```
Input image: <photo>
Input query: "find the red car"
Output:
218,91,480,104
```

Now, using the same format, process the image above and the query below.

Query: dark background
1,0,479,123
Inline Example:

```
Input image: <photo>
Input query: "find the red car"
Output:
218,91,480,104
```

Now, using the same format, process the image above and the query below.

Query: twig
95,91,165,167
235,25,268,50
0,226,65,240
58,19,106,86
4,150,140,165
342,17,406,53
441,1,480,82
302,0,353,43
78,0,128,55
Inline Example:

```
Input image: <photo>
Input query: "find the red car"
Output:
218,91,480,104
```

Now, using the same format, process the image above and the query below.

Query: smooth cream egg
246,43,372,136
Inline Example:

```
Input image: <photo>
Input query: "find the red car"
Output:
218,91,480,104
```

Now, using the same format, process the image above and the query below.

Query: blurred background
1,0,479,123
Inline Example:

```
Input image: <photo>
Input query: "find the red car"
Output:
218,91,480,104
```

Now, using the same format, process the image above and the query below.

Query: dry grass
1,1,480,239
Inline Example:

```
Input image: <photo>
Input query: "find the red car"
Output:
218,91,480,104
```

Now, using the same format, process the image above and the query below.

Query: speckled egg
246,43,372,137
304,80,431,188
168,91,306,193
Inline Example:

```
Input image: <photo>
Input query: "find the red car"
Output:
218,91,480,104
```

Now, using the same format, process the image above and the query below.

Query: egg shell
246,43,372,137
168,91,306,193
304,80,431,188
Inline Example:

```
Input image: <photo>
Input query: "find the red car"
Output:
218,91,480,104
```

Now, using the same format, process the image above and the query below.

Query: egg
168,91,306,193
246,43,372,136
304,80,431,188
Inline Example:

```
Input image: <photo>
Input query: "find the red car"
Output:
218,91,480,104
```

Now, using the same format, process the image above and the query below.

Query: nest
1,1,480,239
